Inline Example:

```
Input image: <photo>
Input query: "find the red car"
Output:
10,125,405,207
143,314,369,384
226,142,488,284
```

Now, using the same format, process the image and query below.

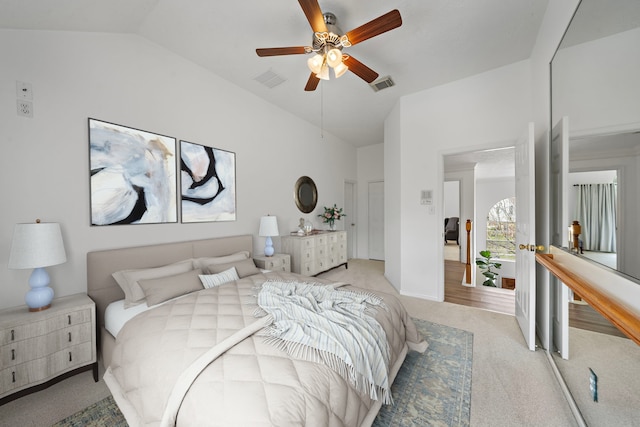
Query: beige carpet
445,243,461,261
0,259,577,427
553,327,640,426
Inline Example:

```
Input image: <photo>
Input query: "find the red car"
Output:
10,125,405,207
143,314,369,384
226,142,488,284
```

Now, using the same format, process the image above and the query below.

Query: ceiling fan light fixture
317,63,330,80
326,48,343,68
307,54,324,74
333,62,348,78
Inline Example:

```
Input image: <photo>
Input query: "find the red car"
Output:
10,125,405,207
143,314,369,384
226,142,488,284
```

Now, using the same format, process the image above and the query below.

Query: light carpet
52,318,473,427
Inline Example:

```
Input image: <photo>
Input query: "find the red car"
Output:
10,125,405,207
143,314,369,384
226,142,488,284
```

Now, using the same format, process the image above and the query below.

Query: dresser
253,253,291,272
0,293,98,405
281,231,348,276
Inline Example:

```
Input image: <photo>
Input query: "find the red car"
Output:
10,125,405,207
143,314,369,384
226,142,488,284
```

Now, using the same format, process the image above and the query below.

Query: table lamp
8,220,67,312
259,215,279,257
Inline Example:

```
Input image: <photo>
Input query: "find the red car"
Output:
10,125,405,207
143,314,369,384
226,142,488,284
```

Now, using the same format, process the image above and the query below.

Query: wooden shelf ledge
536,252,640,346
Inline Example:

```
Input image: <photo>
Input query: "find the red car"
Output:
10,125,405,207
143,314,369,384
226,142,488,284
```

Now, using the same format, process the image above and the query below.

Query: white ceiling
0,0,551,147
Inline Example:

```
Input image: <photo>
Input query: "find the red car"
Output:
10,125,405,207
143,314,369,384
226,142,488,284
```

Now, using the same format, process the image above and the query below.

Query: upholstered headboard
87,235,253,330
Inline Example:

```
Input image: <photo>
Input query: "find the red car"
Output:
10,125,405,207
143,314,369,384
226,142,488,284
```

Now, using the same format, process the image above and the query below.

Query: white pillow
199,267,240,289
193,251,250,270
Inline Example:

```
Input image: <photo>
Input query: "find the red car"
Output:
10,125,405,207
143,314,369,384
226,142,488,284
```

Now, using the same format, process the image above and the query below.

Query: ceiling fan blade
345,9,402,46
304,73,320,91
298,0,327,33
343,56,379,83
256,47,308,57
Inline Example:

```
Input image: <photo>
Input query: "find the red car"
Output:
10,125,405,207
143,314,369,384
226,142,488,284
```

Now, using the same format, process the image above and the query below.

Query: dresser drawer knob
68,332,72,342
11,329,15,341
12,371,16,383
11,349,16,361
69,352,73,362
68,315,72,325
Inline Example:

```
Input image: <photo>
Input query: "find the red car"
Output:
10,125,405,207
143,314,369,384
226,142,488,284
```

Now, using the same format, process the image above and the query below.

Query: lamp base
264,236,275,257
25,267,54,312
29,304,51,313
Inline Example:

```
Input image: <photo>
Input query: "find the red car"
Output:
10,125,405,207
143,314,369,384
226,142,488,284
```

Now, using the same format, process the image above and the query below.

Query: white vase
329,222,336,231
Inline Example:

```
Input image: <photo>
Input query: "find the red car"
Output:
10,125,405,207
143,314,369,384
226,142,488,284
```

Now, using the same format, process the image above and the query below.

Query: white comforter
104,271,426,427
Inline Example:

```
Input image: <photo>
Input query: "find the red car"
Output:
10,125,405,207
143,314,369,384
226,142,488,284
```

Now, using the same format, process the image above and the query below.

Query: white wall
387,60,532,301
443,181,460,219
0,30,356,309
356,143,384,259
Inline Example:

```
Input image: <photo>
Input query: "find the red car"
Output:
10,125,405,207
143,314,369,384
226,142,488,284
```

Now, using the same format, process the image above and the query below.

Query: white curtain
576,184,616,252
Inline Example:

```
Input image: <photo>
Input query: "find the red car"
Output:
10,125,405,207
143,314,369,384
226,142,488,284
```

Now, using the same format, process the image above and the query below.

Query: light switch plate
16,81,33,100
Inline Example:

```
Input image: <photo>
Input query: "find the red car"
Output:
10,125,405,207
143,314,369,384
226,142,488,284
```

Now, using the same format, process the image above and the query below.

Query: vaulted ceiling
1,0,553,147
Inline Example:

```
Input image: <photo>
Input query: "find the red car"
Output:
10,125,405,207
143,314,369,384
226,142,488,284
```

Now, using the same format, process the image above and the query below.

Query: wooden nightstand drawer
1,323,92,369
254,254,291,272
0,308,91,346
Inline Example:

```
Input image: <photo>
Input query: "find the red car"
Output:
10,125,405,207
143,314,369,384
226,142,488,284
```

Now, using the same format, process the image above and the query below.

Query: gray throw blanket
256,280,393,404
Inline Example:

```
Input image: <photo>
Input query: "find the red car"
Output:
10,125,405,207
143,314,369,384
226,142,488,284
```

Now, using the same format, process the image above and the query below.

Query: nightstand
0,293,98,405
254,253,291,272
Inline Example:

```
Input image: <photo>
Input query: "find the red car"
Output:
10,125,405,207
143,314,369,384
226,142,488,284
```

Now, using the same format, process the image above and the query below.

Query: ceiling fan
256,0,402,91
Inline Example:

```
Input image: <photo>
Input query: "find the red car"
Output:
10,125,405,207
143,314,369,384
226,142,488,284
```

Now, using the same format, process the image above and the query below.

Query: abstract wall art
180,140,236,222
88,118,177,225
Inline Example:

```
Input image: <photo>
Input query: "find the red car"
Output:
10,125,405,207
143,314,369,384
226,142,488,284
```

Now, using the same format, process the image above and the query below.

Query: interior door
368,181,385,260
344,181,356,259
550,117,570,359
515,123,537,351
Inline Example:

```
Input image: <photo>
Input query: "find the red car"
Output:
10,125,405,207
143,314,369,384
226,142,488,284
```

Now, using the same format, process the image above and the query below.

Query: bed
87,235,426,427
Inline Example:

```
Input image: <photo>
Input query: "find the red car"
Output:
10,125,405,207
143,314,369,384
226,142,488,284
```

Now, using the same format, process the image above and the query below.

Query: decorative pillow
206,258,261,278
112,259,194,308
192,251,250,270
138,269,204,307
199,267,240,289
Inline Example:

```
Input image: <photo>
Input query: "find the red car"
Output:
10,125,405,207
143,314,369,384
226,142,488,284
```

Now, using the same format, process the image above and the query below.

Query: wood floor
444,259,628,339
444,260,515,315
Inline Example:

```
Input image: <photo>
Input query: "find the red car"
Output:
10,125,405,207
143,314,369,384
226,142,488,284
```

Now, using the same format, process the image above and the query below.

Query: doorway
443,146,517,315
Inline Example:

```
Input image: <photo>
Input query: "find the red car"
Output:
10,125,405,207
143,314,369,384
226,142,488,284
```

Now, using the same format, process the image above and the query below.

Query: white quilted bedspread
104,271,425,427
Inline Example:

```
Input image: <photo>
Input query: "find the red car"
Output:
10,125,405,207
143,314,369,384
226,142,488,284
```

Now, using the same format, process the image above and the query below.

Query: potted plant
318,204,346,231
475,250,502,287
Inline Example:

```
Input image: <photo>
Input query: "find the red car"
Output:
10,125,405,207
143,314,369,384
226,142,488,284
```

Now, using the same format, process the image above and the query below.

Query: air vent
370,76,395,92
254,69,286,89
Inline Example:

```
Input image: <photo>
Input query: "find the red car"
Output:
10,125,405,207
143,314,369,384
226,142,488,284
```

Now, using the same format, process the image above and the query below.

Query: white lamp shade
8,222,67,269
317,63,330,80
307,54,324,75
259,216,279,237
333,62,348,78
326,48,343,68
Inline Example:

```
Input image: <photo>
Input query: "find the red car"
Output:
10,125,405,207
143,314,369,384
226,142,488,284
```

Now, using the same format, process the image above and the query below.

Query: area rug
52,318,472,427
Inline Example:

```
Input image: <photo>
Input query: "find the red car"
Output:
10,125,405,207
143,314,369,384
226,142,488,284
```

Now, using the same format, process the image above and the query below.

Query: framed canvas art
88,118,177,225
180,140,236,222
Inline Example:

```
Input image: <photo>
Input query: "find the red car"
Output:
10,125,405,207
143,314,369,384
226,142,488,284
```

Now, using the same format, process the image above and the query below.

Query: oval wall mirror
294,176,318,213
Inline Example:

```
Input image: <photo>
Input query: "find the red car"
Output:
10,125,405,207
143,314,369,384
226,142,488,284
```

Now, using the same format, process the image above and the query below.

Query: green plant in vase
318,204,346,230
475,250,502,287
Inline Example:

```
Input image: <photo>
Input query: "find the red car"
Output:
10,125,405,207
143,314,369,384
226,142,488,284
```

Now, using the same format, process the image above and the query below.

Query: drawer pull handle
12,371,16,383
69,352,72,362
68,315,71,325
11,329,15,341
68,332,72,342
11,349,15,360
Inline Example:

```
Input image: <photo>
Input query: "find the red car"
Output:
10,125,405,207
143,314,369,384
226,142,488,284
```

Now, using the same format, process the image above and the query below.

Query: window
486,197,516,260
